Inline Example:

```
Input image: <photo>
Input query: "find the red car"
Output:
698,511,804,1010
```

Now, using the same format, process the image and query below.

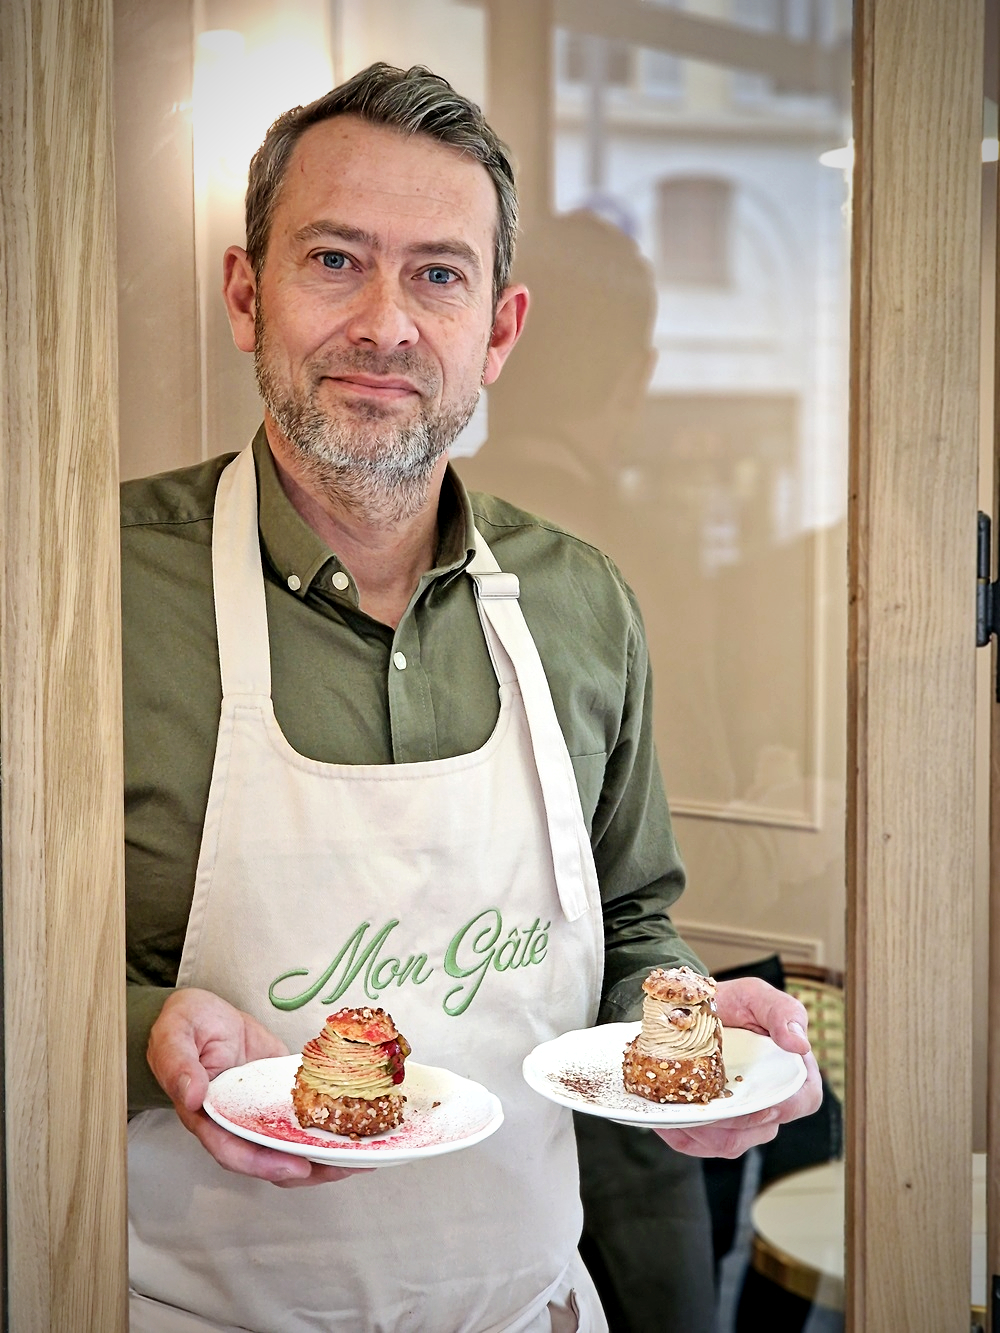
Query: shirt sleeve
593,585,706,1024
127,984,175,1114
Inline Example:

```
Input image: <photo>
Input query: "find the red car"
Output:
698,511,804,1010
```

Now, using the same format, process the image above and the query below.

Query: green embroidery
443,910,550,1016
269,919,431,1010
369,950,434,993
268,908,550,1016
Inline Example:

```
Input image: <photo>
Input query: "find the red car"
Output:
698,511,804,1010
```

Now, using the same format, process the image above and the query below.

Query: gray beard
255,343,479,524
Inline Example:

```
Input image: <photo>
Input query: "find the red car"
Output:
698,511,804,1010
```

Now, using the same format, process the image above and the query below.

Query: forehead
269,115,498,259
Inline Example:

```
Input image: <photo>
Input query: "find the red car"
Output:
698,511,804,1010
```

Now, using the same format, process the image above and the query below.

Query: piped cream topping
635,992,720,1060
297,1020,406,1101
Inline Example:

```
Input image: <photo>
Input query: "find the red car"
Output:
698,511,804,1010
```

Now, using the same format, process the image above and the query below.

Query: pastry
292,1006,410,1137
622,965,727,1104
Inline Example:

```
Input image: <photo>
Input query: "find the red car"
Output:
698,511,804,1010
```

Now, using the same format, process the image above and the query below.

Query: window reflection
459,1,850,983
655,177,734,286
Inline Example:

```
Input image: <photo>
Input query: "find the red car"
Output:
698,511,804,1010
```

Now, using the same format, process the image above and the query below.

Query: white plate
204,1056,503,1166
522,1023,807,1128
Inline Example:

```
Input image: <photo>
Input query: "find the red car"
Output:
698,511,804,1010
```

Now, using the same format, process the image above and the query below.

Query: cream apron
128,447,608,1333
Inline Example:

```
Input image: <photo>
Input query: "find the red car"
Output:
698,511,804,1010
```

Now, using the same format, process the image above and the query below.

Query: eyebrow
290,220,483,275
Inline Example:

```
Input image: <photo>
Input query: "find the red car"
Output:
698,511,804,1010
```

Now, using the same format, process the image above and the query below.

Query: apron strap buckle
473,572,521,601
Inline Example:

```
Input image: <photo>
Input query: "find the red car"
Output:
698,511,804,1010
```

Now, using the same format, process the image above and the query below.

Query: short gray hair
245,62,518,309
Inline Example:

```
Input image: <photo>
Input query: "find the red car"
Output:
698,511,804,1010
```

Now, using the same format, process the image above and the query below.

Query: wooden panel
0,0,128,1328
847,0,982,1329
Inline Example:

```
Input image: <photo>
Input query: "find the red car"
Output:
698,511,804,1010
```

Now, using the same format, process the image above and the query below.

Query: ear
483,284,529,387
222,246,257,353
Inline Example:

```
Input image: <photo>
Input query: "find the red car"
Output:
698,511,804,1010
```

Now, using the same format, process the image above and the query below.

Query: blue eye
426,267,456,285
321,252,348,269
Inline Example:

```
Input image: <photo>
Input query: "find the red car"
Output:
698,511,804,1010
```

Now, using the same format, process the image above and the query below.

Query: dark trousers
576,1113,716,1333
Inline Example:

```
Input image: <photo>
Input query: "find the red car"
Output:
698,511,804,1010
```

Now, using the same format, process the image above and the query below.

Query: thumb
149,1020,211,1109
175,1068,209,1112
789,1018,810,1050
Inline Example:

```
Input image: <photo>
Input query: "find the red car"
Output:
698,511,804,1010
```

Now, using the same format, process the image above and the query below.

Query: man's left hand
653,976,823,1159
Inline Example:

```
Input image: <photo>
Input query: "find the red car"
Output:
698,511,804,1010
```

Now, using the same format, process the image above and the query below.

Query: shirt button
331,571,350,591
287,574,301,591
392,652,407,671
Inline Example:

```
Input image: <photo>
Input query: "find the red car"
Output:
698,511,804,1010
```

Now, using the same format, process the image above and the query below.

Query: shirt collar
252,425,477,600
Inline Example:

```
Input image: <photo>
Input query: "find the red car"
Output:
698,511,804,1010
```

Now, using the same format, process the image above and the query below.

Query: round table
750,1155,986,1320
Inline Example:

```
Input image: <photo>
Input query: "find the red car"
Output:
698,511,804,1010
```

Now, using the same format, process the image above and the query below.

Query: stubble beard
254,323,482,525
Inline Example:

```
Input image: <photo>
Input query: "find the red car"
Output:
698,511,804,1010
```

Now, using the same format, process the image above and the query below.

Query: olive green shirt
122,428,701,1112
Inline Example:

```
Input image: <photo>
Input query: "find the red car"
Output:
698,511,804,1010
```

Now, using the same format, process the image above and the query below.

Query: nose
343,274,419,351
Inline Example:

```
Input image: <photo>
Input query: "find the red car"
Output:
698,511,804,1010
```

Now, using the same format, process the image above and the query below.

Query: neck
266,428,447,630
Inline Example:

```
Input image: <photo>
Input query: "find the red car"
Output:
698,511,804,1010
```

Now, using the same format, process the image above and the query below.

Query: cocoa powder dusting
552,1069,606,1102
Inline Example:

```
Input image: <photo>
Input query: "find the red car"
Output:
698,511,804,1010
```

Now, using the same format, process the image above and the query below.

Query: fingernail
789,1021,806,1039
178,1074,191,1103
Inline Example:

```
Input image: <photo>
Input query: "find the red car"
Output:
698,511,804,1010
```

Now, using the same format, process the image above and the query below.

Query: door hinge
977,512,1000,700
977,512,997,647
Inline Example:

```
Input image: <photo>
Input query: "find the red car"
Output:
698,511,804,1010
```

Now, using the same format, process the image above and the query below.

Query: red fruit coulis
381,1038,407,1085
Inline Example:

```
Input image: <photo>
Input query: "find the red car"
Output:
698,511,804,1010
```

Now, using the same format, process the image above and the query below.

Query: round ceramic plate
522,1023,807,1128
204,1056,503,1166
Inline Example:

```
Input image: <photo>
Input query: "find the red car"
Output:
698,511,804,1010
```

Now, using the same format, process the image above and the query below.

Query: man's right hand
147,987,367,1187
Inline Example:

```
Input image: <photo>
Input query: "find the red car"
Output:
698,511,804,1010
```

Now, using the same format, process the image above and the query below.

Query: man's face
244,115,514,504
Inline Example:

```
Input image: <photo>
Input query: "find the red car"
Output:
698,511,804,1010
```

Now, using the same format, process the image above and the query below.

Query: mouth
328,375,421,401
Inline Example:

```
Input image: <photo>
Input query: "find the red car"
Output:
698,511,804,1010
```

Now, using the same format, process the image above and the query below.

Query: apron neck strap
467,528,594,923
212,446,272,698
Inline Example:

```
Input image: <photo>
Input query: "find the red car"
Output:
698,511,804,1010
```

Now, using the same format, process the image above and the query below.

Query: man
123,62,820,1333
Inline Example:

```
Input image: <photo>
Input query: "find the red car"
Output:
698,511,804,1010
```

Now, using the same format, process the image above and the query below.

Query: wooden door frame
0,0,128,1327
989,1,1000,1321
847,0,983,1328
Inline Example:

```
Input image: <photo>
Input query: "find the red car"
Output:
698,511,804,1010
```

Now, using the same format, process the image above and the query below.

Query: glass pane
463,9,850,983
456,5,851,1328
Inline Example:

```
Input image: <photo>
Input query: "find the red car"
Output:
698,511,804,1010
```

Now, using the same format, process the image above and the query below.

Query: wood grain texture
847,0,983,1328
0,0,127,1328
990,90,1000,1333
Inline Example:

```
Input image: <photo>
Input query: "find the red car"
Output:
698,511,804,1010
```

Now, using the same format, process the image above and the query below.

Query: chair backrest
782,963,845,1105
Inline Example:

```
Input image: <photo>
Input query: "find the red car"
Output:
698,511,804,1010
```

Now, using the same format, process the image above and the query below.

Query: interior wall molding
669,522,829,832
673,918,824,968
670,796,822,832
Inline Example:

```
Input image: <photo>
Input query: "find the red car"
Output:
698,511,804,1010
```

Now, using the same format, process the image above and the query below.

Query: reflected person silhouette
458,211,717,1333
458,209,656,549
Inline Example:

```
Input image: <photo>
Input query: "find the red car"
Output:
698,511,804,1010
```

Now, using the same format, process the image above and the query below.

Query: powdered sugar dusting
205,1058,503,1164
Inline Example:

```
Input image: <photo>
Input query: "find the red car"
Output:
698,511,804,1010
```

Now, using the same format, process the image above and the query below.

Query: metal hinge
977,512,1000,700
